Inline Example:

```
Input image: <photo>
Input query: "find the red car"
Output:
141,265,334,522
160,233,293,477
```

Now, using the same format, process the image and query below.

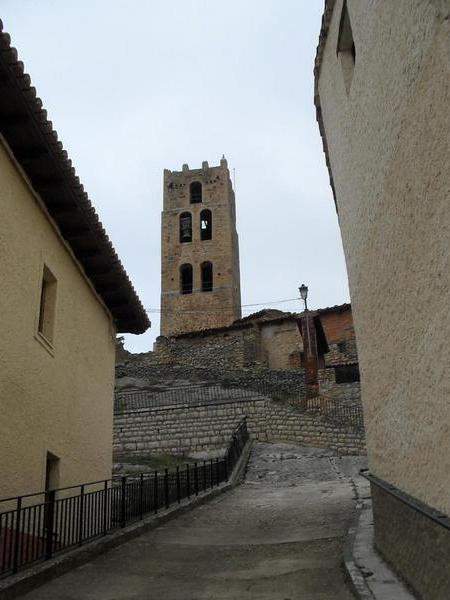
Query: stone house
315,1,450,596
152,308,327,372
150,304,357,381
0,23,149,499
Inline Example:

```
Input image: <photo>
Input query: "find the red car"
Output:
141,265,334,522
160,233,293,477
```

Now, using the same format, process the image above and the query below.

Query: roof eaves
0,20,150,334
314,0,338,212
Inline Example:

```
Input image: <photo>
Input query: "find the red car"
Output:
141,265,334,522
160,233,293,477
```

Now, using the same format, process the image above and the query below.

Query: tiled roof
233,309,289,324
314,0,337,210
0,20,150,334
315,302,351,315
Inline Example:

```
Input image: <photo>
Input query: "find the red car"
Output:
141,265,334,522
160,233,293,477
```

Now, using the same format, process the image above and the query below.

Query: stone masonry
160,158,241,336
113,395,365,458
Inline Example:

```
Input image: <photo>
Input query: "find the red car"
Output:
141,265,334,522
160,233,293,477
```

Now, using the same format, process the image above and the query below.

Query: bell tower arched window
179,212,192,243
201,261,213,292
200,209,212,241
180,264,193,294
190,181,202,203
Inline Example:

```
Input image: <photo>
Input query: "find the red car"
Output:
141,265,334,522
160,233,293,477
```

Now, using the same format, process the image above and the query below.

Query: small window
180,264,193,294
190,181,202,203
179,212,192,243
38,266,57,343
200,209,212,241
337,0,355,95
201,261,213,292
335,364,360,384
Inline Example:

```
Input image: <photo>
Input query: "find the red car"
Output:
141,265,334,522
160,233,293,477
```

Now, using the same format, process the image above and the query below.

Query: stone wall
325,339,358,367
260,320,303,369
318,368,361,406
116,359,307,400
113,395,365,458
153,326,259,369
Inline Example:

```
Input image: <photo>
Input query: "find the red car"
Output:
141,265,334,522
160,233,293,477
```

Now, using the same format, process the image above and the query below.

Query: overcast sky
2,1,350,352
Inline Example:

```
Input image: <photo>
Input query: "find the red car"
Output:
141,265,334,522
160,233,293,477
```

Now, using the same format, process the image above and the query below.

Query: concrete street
22,442,365,600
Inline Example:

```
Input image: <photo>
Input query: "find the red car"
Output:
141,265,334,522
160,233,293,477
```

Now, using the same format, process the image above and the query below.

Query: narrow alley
21,442,366,600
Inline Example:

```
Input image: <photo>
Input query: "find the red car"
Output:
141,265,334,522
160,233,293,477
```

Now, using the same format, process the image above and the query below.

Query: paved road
22,443,364,600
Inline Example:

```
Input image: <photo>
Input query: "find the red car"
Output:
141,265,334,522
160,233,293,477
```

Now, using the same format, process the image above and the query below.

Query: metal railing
115,381,364,430
303,395,364,430
114,384,258,413
0,419,248,579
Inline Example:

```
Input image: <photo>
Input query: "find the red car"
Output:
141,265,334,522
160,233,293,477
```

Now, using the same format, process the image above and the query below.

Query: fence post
176,467,181,503
194,463,199,496
45,490,55,560
12,496,22,573
154,471,158,514
203,460,207,491
186,464,191,499
103,480,108,535
121,476,127,528
164,469,169,509
140,474,144,520
224,454,229,482
78,485,85,547
210,459,214,488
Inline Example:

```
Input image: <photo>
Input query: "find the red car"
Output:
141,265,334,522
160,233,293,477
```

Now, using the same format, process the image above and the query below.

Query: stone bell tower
160,156,242,337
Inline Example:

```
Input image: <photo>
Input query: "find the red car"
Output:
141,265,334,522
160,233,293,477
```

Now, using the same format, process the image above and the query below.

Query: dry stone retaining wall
113,396,365,458
116,361,307,399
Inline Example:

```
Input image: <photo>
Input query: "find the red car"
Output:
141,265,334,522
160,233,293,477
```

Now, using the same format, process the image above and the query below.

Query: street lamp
299,284,308,311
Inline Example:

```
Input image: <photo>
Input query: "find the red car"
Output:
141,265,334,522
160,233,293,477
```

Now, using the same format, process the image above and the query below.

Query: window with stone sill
37,265,57,344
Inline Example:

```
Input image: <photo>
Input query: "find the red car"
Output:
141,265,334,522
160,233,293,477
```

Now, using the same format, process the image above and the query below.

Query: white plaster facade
315,0,450,514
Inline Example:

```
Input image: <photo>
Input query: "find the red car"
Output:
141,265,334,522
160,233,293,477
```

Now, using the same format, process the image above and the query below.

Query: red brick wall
320,309,355,344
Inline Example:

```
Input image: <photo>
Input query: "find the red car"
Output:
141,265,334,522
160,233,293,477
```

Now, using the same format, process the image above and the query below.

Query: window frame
36,264,57,350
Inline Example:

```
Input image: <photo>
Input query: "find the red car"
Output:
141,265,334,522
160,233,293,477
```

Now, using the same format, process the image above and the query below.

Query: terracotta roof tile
0,20,150,334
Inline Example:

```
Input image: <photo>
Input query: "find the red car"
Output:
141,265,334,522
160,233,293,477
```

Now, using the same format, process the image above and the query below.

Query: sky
1,1,350,352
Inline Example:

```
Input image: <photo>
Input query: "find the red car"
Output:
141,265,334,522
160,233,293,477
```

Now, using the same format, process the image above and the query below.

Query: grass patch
114,453,195,472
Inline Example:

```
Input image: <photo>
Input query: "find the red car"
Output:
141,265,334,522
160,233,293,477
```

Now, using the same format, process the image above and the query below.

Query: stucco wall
317,0,450,513
0,138,116,498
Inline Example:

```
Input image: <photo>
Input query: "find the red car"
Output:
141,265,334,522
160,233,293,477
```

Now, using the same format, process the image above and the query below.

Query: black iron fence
114,384,257,413
115,381,364,430
0,419,248,579
302,395,363,430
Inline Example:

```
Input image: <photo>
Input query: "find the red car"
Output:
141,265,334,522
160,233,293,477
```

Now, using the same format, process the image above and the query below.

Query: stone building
0,23,149,499
315,1,450,597
147,303,357,381
160,158,241,336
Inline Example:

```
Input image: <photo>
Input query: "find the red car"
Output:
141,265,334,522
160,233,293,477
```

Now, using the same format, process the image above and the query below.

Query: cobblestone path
21,443,364,599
